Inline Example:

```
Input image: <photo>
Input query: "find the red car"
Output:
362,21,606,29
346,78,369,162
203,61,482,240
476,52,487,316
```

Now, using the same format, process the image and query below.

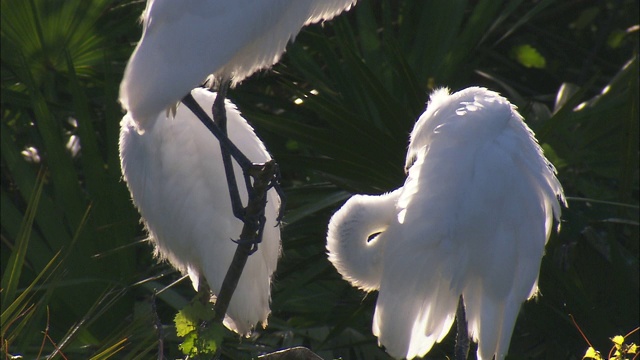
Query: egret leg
455,295,470,360
211,81,247,221
181,90,251,218
213,160,277,325
181,91,277,339
180,89,282,252
272,163,286,224
179,89,283,356
210,83,285,223
211,83,274,251
180,92,253,169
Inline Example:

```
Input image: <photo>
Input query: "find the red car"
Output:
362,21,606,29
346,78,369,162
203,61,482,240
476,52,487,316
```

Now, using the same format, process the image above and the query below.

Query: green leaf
178,331,197,355
583,347,602,360
512,44,547,68
174,310,197,338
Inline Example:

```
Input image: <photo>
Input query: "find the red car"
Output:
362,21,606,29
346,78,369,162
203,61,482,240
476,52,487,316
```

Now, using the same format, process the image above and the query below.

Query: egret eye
367,232,382,243
405,155,416,173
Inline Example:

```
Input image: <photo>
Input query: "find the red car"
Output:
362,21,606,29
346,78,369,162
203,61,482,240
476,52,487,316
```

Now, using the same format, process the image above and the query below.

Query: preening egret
327,87,566,360
119,0,358,130
119,88,281,334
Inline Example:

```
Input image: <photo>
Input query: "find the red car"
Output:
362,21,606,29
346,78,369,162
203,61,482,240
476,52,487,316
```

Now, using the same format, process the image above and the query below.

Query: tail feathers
464,285,523,360
217,258,274,335
373,273,458,359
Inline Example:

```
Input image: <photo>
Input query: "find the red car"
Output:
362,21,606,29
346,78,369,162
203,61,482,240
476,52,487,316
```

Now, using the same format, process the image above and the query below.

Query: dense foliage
2,0,638,359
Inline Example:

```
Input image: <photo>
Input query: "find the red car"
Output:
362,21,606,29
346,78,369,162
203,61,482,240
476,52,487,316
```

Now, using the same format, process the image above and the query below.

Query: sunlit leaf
583,347,602,360
512,44,546,68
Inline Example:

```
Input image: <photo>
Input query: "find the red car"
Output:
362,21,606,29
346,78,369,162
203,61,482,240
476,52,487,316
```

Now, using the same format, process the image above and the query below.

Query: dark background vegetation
2,0,638,358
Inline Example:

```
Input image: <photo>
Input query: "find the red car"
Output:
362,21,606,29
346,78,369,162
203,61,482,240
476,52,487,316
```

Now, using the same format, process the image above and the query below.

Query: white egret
118,0,357,335
327,87,565,359
119,0,357,130
119,88,281,334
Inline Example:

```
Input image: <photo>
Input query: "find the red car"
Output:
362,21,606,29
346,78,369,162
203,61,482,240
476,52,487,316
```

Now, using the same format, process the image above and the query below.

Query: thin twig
151,291,164,360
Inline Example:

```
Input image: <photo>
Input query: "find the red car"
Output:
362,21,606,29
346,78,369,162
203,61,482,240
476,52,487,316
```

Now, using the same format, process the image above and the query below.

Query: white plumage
118,0,358,335
119,0,357,130
120,88,281,334
327,87,565,359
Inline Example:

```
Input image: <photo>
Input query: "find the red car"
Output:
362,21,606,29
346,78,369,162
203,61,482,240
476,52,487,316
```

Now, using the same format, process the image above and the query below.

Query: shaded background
2,0,638,358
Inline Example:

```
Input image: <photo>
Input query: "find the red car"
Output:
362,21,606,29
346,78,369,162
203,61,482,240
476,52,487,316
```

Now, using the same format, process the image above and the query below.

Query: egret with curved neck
327,87,565,360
